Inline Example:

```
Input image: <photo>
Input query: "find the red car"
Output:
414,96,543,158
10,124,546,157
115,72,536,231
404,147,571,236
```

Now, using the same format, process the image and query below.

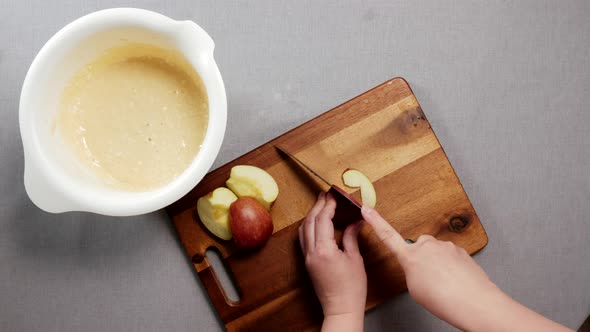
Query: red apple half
229,197,274,249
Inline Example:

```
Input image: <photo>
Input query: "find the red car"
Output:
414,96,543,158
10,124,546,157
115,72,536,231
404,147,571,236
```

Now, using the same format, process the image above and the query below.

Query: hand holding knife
275,146,363,228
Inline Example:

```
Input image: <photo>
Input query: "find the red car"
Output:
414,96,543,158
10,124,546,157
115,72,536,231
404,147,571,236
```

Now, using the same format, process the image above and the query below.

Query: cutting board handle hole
205,247,241,303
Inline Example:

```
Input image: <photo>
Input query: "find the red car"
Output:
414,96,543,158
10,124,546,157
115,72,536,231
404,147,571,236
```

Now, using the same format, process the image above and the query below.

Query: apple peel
197,187,238,240
342,169,376,208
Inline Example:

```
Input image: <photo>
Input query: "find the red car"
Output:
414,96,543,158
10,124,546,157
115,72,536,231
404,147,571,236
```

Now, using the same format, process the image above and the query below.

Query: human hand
361,205,574,332
361,205,498,329
299,192,366,331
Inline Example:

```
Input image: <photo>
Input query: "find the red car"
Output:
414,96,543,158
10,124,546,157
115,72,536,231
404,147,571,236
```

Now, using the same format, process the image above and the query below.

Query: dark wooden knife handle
329,185,363,228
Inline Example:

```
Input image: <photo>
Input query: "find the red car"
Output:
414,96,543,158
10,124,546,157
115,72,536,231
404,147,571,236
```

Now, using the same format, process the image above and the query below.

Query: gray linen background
1,1,589,331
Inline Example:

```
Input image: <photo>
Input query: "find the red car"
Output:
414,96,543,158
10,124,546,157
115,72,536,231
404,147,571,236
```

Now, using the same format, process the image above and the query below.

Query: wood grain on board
167,78,488,331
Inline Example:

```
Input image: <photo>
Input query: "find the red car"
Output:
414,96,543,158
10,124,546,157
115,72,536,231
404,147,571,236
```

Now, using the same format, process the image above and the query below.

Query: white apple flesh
226,165,279,210
196,187,238,240
342,169,377,208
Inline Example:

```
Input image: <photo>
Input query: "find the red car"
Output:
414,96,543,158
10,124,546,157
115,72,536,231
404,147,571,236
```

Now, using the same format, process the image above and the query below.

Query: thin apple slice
226,165,279,210
197,187,238,240
342,169,376,208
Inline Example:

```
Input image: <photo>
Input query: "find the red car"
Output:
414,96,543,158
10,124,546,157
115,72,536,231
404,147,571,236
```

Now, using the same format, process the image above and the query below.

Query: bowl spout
23,153,81,213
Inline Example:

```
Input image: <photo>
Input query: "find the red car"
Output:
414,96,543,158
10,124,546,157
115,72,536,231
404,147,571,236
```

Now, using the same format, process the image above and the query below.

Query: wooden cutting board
167,78,488,331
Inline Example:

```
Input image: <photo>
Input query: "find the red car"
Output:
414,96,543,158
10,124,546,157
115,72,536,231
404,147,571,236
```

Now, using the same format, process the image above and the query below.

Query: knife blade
275,146,363,227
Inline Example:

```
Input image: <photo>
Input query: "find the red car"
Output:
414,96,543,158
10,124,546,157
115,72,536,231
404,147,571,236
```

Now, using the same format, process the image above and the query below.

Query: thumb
361,205,407,255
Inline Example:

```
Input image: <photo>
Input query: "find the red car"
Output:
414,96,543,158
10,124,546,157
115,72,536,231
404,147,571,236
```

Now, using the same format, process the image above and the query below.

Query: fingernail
361,205,372,214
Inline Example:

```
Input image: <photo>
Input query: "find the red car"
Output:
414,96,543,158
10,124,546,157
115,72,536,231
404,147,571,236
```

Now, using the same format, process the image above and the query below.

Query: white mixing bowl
19,8,227,216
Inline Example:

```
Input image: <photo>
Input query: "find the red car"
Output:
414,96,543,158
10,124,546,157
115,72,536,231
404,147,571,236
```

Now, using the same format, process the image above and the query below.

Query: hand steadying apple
300,194,574,332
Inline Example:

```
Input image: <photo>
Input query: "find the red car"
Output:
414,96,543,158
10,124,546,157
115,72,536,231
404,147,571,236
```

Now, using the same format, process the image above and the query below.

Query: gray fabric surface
1,1,589,331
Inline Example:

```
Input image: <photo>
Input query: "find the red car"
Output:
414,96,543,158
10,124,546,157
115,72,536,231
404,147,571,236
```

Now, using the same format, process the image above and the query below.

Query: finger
342,221,363,255
314,192,337,246
416,234,435,243
298,225,305,254
304,192,326,251
361,205,407,255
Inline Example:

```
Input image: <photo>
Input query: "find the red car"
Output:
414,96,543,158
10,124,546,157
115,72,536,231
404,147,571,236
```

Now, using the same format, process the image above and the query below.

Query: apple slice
342,169,377,208
196,187,238,240
226,165,279,210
